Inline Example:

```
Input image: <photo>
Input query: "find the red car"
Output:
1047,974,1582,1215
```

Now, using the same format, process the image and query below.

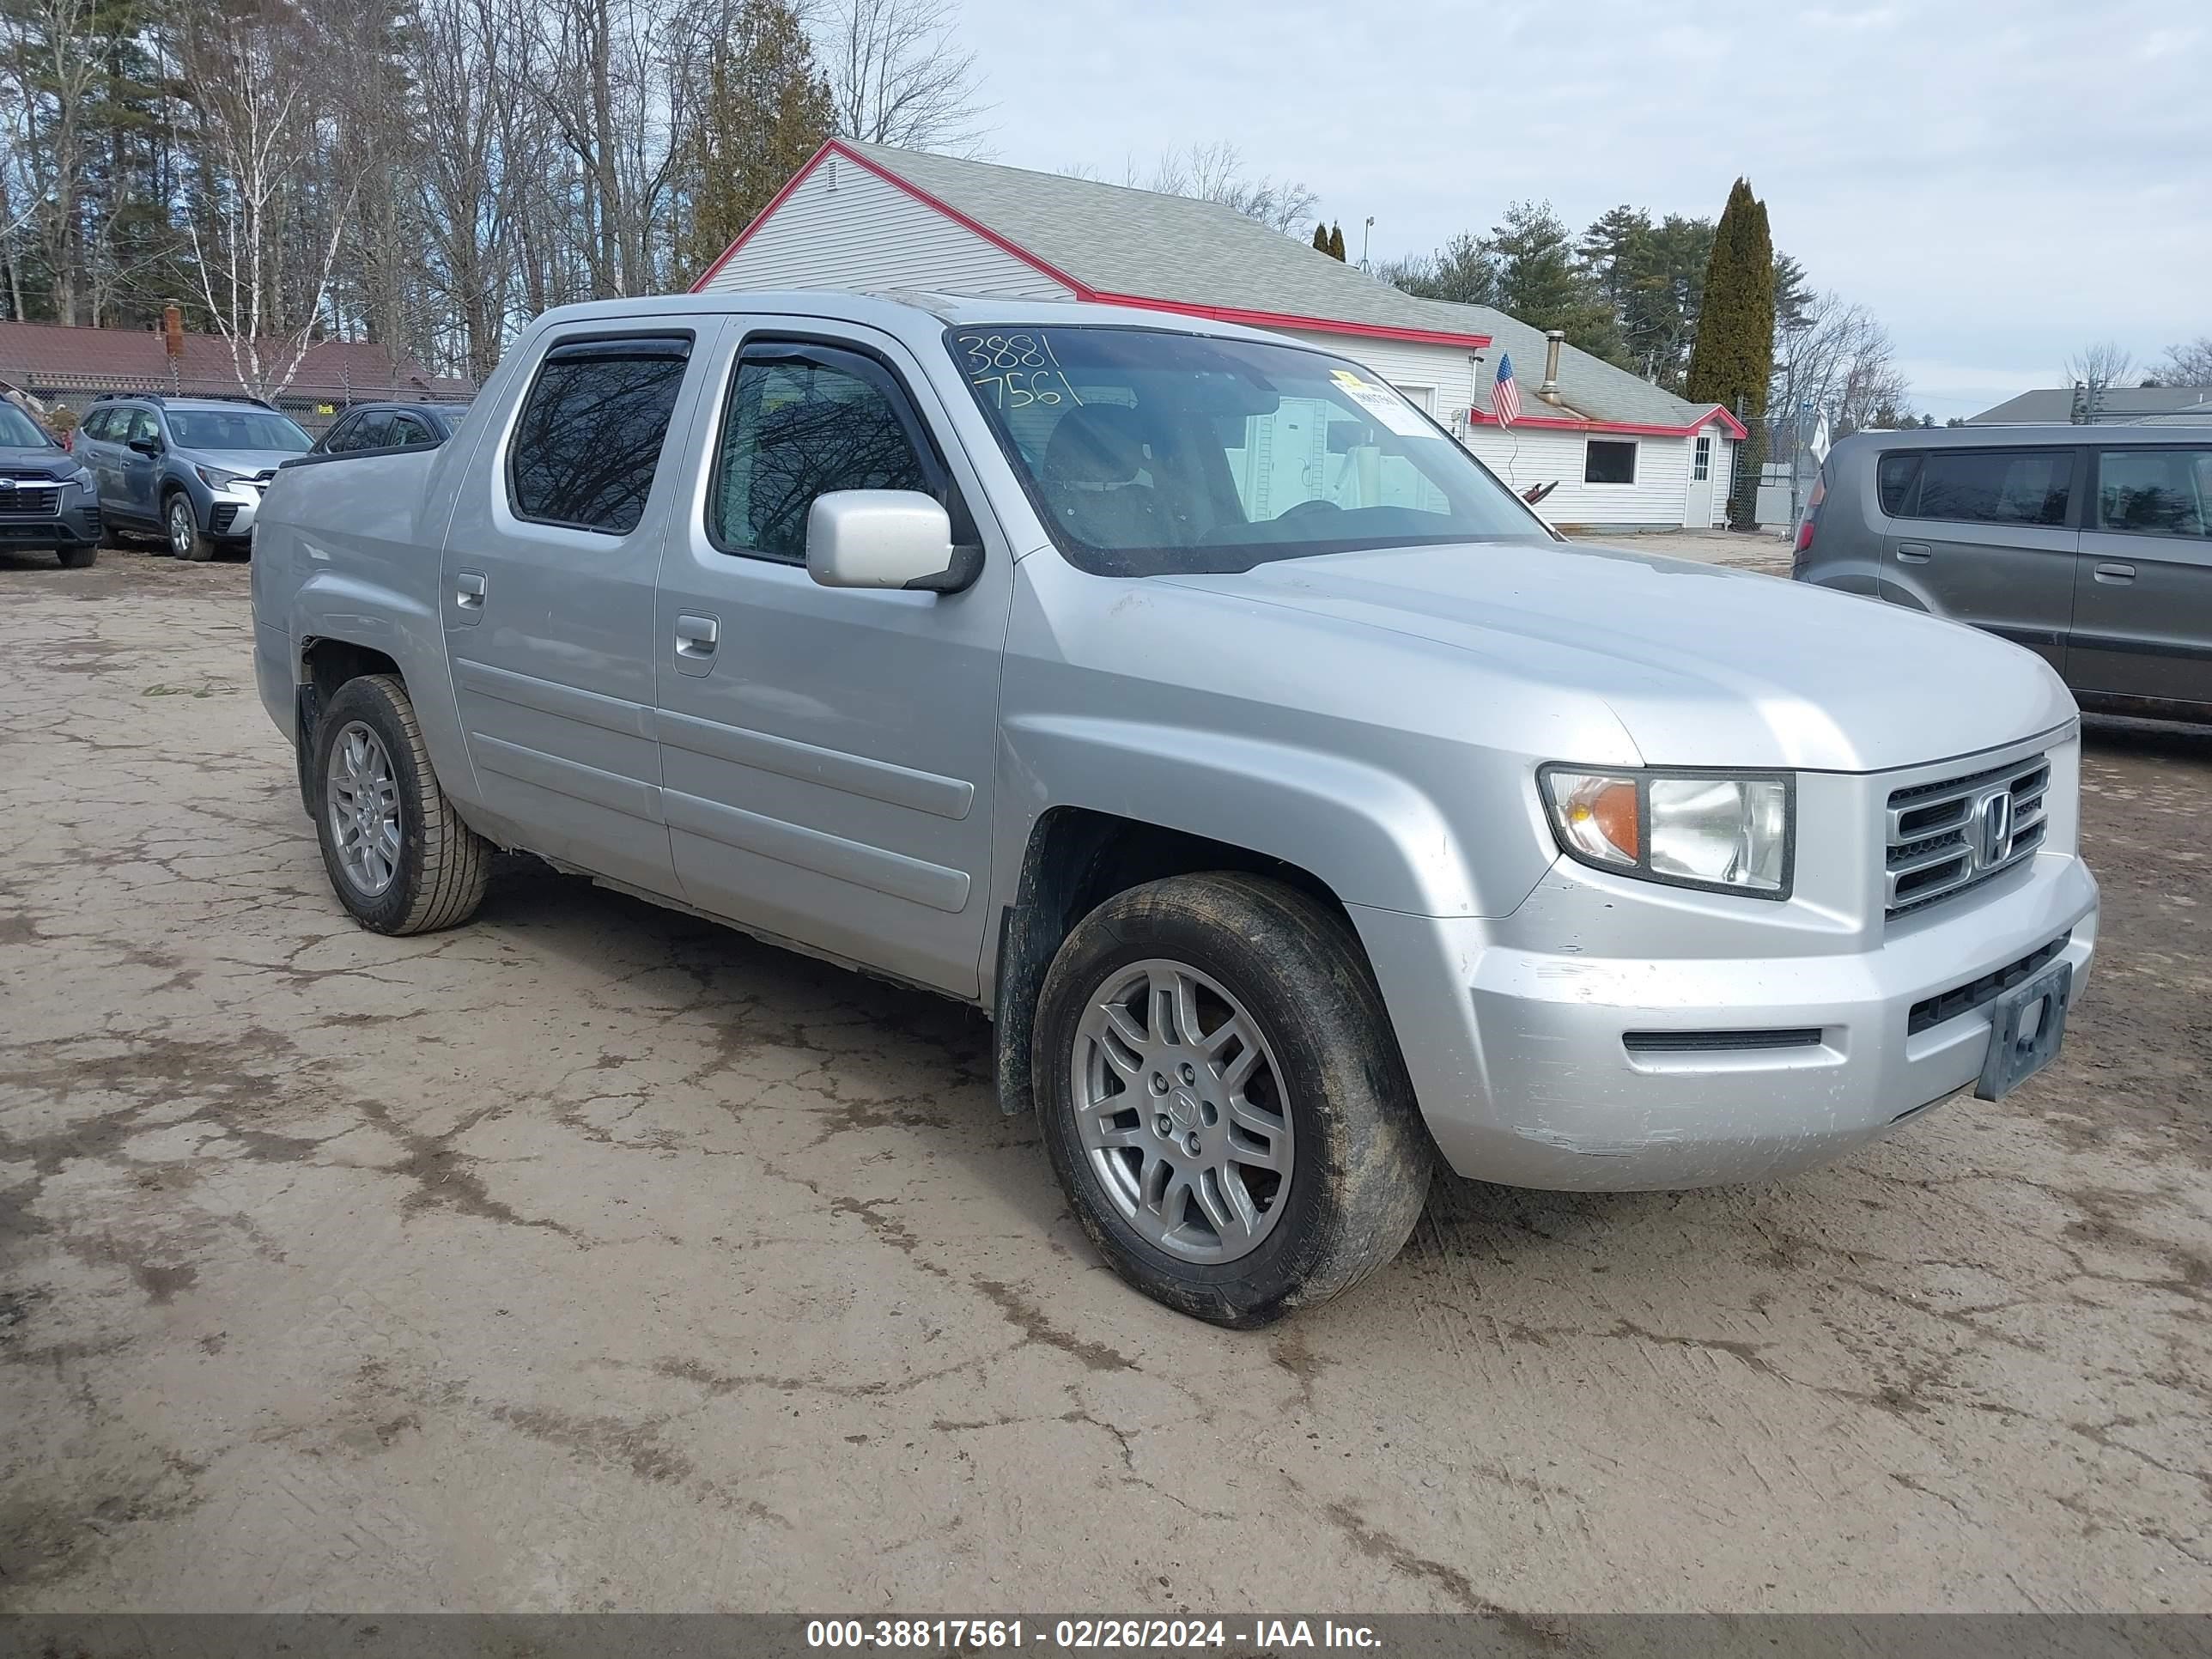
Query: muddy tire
312,673,491,935
56,544,96,568
1034,872,1432,1328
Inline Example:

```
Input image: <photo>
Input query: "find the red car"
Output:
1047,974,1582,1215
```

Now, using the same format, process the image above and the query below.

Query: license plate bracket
1975,958,2073,1101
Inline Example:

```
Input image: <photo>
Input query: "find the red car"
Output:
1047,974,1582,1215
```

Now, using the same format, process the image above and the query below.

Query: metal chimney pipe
1540,329,1565,400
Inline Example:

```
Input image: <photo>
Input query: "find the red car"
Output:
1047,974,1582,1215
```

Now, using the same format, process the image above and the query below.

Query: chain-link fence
7,369,476,438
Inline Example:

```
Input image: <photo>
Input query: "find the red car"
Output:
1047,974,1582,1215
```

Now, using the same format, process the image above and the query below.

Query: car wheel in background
312,673,491,936
165,491,213,562
56,544,96,568
1033,872,1433,1328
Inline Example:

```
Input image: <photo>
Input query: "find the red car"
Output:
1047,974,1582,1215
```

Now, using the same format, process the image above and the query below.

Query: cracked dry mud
1,542,2207,1613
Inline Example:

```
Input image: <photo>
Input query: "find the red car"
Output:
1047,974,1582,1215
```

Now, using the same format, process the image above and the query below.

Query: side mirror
128,435,161,457
805,489,982,593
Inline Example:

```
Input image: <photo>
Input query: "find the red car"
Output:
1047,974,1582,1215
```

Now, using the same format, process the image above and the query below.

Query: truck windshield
947,325,1552,576
169,409,312,453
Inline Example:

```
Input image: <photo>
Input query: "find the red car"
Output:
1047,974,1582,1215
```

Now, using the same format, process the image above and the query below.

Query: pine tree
1311,222,1330,255
1327,222,1346,261
679,0,836,283
1686,179,1775,530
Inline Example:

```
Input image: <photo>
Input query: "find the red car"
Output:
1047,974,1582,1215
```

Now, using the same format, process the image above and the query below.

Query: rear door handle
2093,562,2136,584
454,570,486,609
674,612,720,665
1895,542,1932,564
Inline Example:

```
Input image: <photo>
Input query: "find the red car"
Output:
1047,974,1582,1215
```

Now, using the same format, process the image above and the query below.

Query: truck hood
1158,539,2076,773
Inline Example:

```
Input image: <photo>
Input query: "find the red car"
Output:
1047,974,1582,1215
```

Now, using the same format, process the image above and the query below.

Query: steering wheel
1276,498,1343,521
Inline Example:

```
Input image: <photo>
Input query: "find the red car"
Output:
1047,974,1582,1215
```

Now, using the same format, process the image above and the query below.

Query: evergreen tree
1326,222,1345,261
1311,222,1329,255
1490,199,1623,363
679,0,836,283
1686,178,1775,530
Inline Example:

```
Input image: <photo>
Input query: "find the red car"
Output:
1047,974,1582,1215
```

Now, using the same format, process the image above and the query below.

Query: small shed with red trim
692,141,1743,529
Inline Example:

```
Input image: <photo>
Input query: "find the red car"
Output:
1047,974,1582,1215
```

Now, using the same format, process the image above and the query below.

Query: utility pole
1361,216,1375,271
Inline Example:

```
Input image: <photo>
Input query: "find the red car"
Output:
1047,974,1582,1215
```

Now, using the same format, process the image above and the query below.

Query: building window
1585,439,1638,485
1692,435,1711,481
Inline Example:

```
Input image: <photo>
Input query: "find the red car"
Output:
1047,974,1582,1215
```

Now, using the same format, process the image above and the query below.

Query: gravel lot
2,540,2207,1613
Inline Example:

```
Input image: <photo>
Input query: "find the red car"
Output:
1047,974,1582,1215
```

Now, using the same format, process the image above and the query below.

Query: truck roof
520,289,1300,350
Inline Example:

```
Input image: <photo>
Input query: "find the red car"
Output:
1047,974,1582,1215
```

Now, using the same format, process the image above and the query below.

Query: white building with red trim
690,141,1745,531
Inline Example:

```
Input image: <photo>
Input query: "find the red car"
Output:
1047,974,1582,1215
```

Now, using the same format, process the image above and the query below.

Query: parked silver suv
251,292,2100,1325
75,392,313,561
1794,422,2212,719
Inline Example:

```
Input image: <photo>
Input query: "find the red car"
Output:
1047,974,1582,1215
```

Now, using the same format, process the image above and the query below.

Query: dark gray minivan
1794,424,2212,718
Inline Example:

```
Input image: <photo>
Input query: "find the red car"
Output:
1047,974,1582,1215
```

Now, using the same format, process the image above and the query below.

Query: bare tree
2062,339,2137,388
178,0,361,398
2151,336,2212,387
820,0,986,155
0,0,99,323
1770,290,1911,447
1140,141,1316,237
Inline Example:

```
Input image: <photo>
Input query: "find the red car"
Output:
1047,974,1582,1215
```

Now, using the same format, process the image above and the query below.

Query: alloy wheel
1070,957,1295,1264
325,720,402,896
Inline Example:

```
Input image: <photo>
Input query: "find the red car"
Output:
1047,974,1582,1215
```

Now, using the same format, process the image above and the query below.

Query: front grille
0,481,61,516
1885,753,2049,918
1907,933,2069,1035
210,503,240,535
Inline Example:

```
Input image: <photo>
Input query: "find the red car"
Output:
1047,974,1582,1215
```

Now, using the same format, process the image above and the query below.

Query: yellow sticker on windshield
1328,369,1429,438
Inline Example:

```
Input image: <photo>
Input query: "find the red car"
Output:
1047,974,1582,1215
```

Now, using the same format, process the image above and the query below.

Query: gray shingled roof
1968,386,2212,424
848,142,1728,433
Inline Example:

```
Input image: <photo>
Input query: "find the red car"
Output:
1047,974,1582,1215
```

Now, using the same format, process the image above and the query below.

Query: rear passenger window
708,344,933,562
2096,448,2210,539
1911,448,2071,527
1876,452,1922,515
82,409,115,441
509,335,691,535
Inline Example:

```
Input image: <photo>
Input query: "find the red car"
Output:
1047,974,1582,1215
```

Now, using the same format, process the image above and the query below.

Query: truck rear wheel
311,673,490,935
1033,872,1432,1328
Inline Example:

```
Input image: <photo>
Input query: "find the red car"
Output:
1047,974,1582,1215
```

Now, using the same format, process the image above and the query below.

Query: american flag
1492,352,1522,426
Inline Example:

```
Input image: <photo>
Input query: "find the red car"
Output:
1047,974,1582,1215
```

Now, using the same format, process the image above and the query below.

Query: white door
1686,433,1715,526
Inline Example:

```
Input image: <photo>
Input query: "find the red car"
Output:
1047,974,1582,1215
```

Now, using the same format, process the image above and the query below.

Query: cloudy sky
951,0,2210,418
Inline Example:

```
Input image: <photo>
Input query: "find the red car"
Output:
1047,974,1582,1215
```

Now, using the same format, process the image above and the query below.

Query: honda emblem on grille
1973,787,2015,869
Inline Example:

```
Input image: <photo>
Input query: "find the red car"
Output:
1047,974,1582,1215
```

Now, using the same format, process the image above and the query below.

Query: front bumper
0,488,100,548
1352,733,2100,1190
203,483,264,542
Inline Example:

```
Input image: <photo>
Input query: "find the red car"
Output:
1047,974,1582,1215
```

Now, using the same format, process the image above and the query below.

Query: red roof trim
1467,405,1749,441
690,139,1089,295
689,143,1498,350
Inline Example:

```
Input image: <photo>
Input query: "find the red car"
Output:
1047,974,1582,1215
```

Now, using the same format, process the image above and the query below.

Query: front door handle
2093,562,2136,584
674,613,720,658
1896,542,1933,564
454,570,487,610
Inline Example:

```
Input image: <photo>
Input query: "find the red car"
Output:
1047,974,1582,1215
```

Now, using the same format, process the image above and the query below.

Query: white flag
1809,414,1832,465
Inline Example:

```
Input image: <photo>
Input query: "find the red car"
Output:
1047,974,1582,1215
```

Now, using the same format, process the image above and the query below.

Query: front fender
994,712,1552,922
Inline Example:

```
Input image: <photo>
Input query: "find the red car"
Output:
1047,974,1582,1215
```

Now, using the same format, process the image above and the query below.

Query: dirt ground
2,541,2207,1614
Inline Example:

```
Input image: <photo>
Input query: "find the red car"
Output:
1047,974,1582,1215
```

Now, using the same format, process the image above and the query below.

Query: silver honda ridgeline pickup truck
252,293,2099,1326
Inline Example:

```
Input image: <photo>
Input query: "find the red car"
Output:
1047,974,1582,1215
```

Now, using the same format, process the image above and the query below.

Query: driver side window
708,344,934,564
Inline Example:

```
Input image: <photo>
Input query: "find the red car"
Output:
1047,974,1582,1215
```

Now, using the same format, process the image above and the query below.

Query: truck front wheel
311,673,491,935
1033,872,1432,1328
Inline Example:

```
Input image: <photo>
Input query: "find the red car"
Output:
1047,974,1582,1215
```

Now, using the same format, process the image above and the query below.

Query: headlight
1540,767,1793,898
65,465,94,489
195,463,244,489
